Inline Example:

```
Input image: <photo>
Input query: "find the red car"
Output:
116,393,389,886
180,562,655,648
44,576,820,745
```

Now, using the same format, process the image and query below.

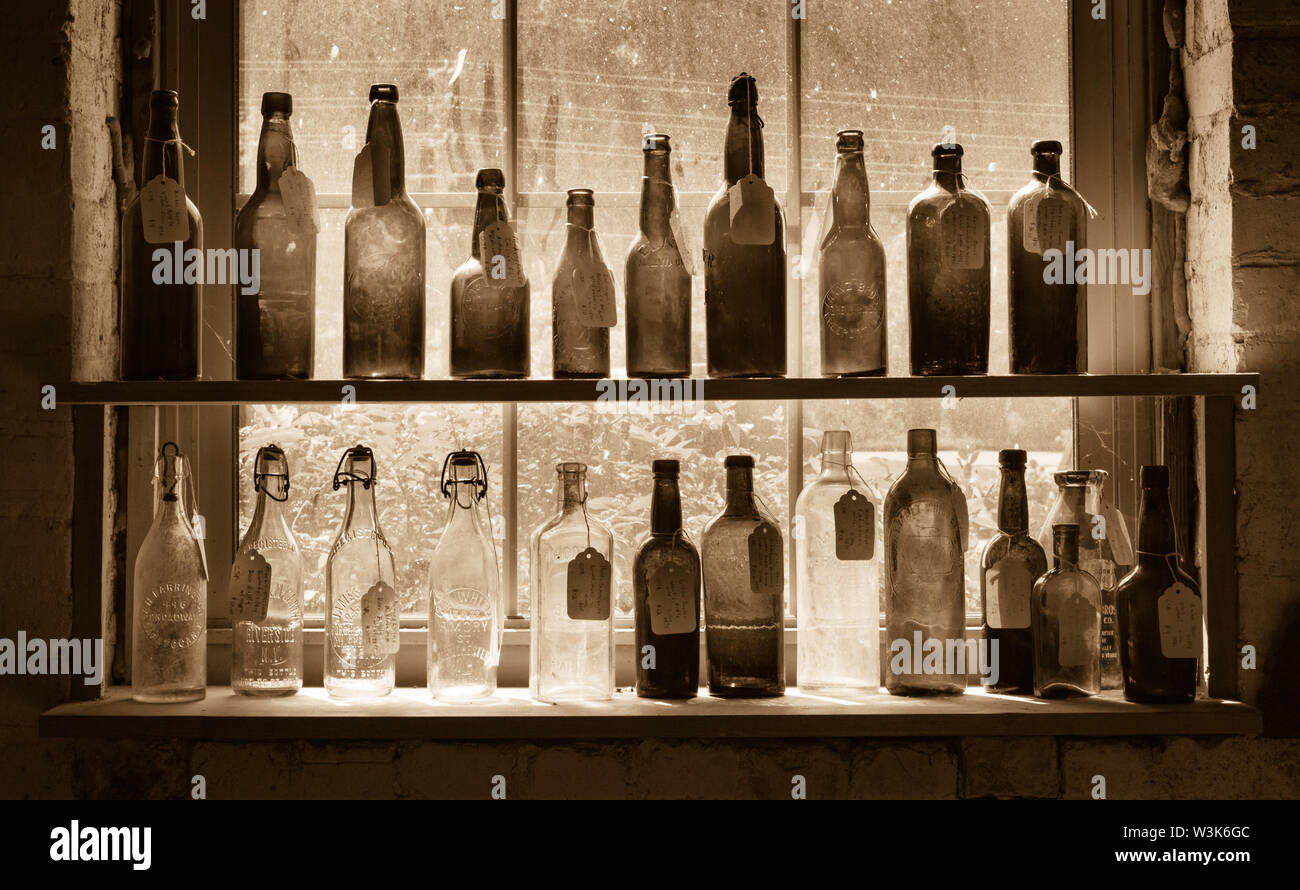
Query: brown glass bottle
121,90,203,380
626,135,691,378
1116,465,1202,703
1008,139,1088,374
552,189,611,378
703,73,786,378
1032,524,1102,698
906,143,990,376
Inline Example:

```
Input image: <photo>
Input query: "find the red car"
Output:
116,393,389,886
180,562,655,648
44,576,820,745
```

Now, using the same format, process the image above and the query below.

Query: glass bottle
132,442,206,702
450,168,530,378
427,451,502,701
529,463,615,703
701,455,785,697
121,90,203,380
234,91,316,380
633,460,701,698
626,134,691,378
979,449,1048,695
819,130,887,377
1117,465,1203,703
343,83,425,379
552,188,612,378
1032,524,1102,698
324,445,398,698
883,429,968,696
1008,139,1088,374
906,143,990,376
231,444,303,696
794,431,881,693
703,73,786,378
1038,469,1133,690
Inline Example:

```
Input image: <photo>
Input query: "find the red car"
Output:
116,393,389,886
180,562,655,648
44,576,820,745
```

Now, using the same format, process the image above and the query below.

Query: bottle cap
724,454,754,469
557,461,587,476
643,133,671,152
932,142,964,158
476,167,506,191
369,83,399,102
1031,139,1063,155
652,459,680,476
261,91,293,116
727,72,759,106
906,428,937,455
998,448,1027,468
836,129,865,152
1140,465,1170,488
566,188,595,206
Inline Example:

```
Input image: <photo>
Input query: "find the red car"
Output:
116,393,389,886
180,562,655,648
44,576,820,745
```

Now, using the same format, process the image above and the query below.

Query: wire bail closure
333,444,376,490
254,444,290,502
440,450,488,502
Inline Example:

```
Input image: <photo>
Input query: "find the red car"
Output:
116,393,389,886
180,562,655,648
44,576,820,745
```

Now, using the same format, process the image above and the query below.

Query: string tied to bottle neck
1040,172,1100,219
145,135,197,156
934,168,973,203
1136,549,1182,576
823,456,872,493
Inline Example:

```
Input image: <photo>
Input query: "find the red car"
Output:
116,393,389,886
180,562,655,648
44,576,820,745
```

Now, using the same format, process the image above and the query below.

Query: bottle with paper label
235,92,316,380
121,90,203,380
231,444,303,696
701,455,785,697
703,73,786,378
1008,139,1088,374
324,445,398,698
529,462,615,703
819,130,887,377
343,84,425,379
906,143,990,376
980,449,1048,695
132,442,207,702
633,460,701,698
1116,465,1202,703
626,134,692,378
552,189,612,378
450,168,530,378
1032,524,1102,698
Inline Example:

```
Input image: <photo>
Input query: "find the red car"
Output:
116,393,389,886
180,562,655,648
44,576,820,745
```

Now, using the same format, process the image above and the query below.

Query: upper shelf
54,374,1260,406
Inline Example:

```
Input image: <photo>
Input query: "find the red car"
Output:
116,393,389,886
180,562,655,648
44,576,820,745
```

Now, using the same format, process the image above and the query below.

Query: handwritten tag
647,557,696,636
668,208,696,275
351,140,391,209
747,523,783,598
939,197,987,270
1023,192,1071,255
728,174,775,245
140,174,189,244
833,490,874,561
567,547,612,620
279,167,319,235
1058,592,1097,668
571,258,617,327
228,550,272,622
952,483,970,553
361,580,400,655
1158,581,1202,659
985,557,1031,629
478,219,526,288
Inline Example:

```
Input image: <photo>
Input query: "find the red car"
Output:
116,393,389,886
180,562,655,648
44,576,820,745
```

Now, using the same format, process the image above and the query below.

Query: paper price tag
668,208,696,275
479,219,526,288
985,557,1031,629
567,547,612,620
361,580,400,655
351,140,391,209
571,260,617,327
229,550,272,622
279,167,319,235
648,557,696,636
833,490,875,561
1058,592,1097,667
747,523,783,598
1158,581,1202,659
939,198,987,270
1023,192,1071,255
728,174,776,245
140,174,189,244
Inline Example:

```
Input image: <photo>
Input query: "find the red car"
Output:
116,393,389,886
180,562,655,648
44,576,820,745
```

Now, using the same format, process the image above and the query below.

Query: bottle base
1035,683,1097,699
326,681,394,699
1122,689,1195,704
450,370,530,379
636,686,698,699
233,685,300,697
885,684,965,697
821,367,886,378
708,683,785,698
800,682,881,697
132,686,206,703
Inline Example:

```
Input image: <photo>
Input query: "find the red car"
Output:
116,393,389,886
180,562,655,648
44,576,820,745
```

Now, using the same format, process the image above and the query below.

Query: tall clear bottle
529,463,615,703
626,134,691,378
450,168,530,378
819,131,887,377
324,445,398,698
701,455,785,697
703,73,786,378
1032,524,1102,698
427,451,502,700
235,91,316,379
794,431,881,692
231,444,303,695
552,188,612,378
121,90,203,380
132,442,206,702
883,429,968,695
906,143,990,376
980,449,1048,695
343,83,425,379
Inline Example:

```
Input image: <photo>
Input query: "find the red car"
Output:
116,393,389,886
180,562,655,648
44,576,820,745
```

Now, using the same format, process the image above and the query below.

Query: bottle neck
444,482,484,532
143,107,184,184
829,151,869,228
1053,535,1080,569
650,477,683,535
365,101,406,193
342,482,380,532
1136,486,1178,561
640,151,673,239
724,467,757,511
248,478,291,538
906,450,939,471
564,205,594,253
558,475,587,515
723,105,764,184
470,190,506,260
819,447,853,483
1033,154,1062,179
255,115,296,192
932,155,962,193
997,467,1029,534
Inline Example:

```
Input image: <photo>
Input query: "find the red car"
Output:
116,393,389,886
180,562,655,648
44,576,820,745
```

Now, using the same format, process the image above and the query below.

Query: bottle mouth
998,448,1027,468
652,459,680,476
475,167,506,191
557,461,587,476
566,188,595,206
369,83,399,103
1031,138,1063,155
724,454,755,470
261,91,293,116
642,133,671,152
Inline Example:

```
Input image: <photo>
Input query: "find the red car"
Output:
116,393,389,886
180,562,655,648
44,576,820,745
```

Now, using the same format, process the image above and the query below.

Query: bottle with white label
980,449,1047,695
1032,523,1101,697
794,431,881,693
529,463,615,703
132,442,207,703
1116,465,1202,703
324,445,398,698
231,444,303,696
552,189,612,378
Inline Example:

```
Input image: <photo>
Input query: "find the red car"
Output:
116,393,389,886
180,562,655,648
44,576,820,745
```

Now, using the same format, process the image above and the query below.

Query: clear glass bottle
343,83,425,379
450,167,530,378
1008,139,1088,374
324,445,398,698
121,90,203,380
883,429,968,695
1117,465,1203,703
633,460,701,698
703,73,786,378
529,463,615,703
427,451,502,701
235,91,315,380
819,130,887,377
794,431,881,693
701,455,785,697
979,449,1048,695
626,134,691,378
132,442,206,702
552,188,612,378
231,444,303,696
1032,523,1102,698
906,143,990,376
